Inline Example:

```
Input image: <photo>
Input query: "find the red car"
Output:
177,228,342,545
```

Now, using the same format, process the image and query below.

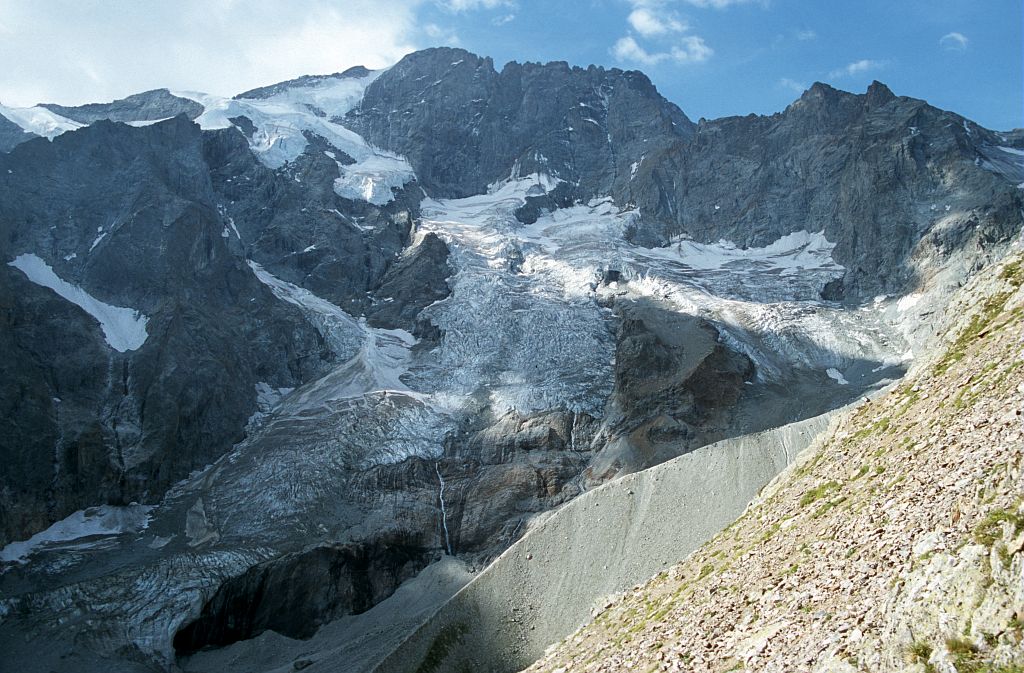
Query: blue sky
1,0,1020,130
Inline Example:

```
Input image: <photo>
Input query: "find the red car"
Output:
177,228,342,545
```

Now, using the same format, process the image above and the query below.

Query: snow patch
652,230,842,275
1,504,154,565
246,381,295,429
333,153,413,205
826,368,849,385
0,104,83,139
630,156,644,180
172,71,415,205
8,253,149,352
125,116,174,127
897,293,922,313
89,231,107,251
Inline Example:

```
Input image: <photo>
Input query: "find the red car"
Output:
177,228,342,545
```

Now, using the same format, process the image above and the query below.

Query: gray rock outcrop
39,89,204,124
0,112,36,152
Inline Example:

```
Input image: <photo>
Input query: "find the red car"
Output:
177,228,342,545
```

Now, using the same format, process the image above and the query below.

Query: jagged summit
865,78,896,104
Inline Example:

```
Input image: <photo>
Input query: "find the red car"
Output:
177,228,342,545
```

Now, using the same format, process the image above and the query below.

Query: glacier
0,103,83,138
0,504,153,564
172,70,415,205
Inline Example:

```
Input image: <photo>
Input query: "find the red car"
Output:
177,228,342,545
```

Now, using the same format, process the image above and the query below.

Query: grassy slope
527,254,1024,673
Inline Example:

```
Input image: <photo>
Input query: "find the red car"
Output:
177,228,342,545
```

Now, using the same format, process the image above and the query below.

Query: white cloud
615,0,712,67
779,77,807,94
613,36,669,65
939,32,969,52
678,0,761,7
492,13,516,25
425,23,462,46
796,29,817,41
828,59,885,79
439,0,515,10
0,0,422,106
612,34,712,66
671,35,713,63
628,7,687,36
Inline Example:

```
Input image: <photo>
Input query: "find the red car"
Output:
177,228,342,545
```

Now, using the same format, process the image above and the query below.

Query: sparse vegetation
799,481,840,507
973,505,1024,547
906,640,935,672
933,290,1014,375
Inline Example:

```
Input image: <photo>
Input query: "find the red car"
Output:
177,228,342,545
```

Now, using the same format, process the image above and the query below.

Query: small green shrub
800,481,841,507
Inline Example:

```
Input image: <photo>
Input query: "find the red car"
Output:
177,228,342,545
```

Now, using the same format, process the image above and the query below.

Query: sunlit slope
527,251,1024,673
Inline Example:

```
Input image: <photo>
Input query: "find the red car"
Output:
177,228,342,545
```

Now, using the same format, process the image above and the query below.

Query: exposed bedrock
346,47,693,199
350,408,600,563
0,115,423,545
172,534,434,654
589,300,755,479
366,231,453,332
0,112,37,152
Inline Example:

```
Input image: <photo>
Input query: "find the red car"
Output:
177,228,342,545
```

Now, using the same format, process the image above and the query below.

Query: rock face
0,115,418,546
346,47,694,199
367,232,452,331
624,81,1023,296
554,300,761,482
602,303,754,472
39,89,204,124
0,112,36,152
173,535,433,652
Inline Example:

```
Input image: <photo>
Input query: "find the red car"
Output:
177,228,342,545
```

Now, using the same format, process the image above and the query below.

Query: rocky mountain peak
387,45,495,78
235,65,376,100
864,79,897,106
38,88,204,124
348,47,692,199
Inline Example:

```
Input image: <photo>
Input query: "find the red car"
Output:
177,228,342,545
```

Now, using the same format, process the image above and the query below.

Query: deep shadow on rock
173,536,434,654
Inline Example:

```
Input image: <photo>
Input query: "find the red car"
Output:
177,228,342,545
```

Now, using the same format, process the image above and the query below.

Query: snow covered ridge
0,103,83,138
172,70,415,205
8,253,149,352
0,504,154,565
1,71,414,206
